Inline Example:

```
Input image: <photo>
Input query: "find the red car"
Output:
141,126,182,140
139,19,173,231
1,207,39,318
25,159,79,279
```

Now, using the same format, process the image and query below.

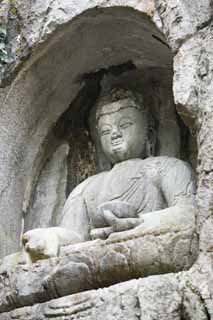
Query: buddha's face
98,103,147,164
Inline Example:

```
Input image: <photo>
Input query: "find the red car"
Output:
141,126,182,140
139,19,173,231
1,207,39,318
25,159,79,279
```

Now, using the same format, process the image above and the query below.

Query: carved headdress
95,87,146,122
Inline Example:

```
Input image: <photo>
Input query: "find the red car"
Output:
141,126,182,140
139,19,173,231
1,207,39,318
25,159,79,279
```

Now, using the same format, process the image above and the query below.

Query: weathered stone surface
1,0,157,85
197,112,213,258
173,26,213,128
155,0,213,52
156,0,213,261
0,271,210,320
0,224,197,313
155,0,213,317
170,25,213,256
24,143,69,231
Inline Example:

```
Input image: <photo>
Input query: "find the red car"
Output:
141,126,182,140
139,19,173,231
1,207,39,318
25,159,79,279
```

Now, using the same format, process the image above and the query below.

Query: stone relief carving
0,86,198,315
0,1,212,319
21,87,196,263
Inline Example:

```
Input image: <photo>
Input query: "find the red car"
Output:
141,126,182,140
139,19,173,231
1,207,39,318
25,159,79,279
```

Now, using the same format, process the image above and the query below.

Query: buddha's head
96,88,155,165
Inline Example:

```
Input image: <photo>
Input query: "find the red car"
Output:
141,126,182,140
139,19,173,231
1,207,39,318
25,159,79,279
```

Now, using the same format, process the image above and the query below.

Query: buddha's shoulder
68,171,108,198
142,156,189,174
143,156,184,166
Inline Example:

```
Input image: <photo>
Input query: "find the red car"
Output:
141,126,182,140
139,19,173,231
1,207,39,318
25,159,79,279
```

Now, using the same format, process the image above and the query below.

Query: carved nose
111,130,122,140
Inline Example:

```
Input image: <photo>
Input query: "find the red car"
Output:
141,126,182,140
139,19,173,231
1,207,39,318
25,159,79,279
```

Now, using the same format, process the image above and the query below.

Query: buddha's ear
146,126,157,156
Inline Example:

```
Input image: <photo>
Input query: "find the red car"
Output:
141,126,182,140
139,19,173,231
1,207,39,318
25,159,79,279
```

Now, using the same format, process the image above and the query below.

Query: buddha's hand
22,227,81,263
90,227,113,240
102,210,142,232
98,201,141,232
98,200,138,219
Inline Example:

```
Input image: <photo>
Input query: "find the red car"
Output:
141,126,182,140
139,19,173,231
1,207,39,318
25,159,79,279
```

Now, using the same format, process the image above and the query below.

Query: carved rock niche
21,8,196,233
0,6,197,256
1,5,209,320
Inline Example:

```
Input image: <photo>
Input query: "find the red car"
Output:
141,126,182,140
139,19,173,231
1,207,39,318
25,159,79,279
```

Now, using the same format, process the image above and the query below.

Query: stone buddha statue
22,88,196,262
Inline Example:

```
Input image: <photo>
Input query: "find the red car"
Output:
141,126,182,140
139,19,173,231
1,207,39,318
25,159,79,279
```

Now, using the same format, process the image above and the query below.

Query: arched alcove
0,6,196,257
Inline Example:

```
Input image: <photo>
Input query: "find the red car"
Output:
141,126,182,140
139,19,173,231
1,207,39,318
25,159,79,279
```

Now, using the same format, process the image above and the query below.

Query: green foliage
0,25,9,64
9,0,17,15
0,26,6,37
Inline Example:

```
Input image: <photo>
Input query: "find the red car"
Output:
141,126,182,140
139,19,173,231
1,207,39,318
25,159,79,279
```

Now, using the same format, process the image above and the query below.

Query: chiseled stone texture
0,272,210,320
160,9,213,258
155,0,213,52
24,143,69,230
173,26,213,127
1,0,157,84
197,112,213,255
0,223,197,313
156,0,213,254
156,1,213,315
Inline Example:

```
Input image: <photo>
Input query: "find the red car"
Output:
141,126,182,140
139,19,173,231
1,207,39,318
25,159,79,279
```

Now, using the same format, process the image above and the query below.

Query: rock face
0,273,209,320
24,144,69,230
0,224,197,313
0,0,212,319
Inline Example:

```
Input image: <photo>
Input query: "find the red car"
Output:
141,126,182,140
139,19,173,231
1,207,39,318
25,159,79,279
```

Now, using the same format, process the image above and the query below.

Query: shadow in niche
54,61,136,136
152,34,170,47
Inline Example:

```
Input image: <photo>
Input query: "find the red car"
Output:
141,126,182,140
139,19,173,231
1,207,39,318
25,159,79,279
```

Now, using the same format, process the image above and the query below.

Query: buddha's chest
84,159,167,228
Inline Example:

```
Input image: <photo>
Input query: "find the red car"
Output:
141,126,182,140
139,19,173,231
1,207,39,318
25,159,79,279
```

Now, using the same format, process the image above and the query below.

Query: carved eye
100,127,111,136
120,121,133,129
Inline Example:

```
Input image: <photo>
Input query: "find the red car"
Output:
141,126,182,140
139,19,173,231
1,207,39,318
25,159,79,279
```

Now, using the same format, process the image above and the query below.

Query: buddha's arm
59,193,90,241
135,158,196,232
22,181,91,261
103,158,196,234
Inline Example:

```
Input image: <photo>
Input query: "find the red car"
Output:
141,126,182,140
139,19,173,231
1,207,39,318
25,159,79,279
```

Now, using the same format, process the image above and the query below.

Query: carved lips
111,139,124,151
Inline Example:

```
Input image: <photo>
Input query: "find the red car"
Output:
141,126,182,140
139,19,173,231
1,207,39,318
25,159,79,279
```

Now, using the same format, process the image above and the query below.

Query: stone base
0,271,209,320
0,225,197,313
